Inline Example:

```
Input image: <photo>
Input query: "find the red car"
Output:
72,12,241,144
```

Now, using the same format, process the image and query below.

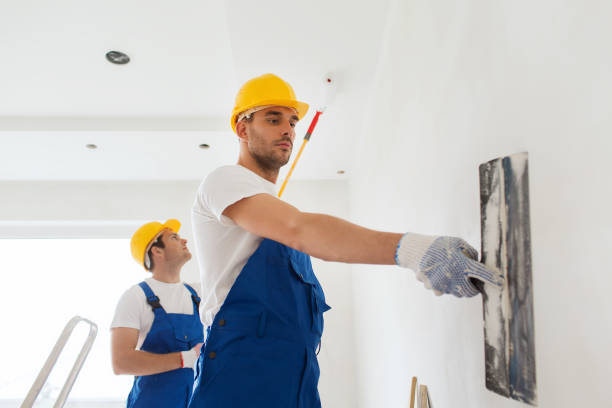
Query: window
0,239,149,407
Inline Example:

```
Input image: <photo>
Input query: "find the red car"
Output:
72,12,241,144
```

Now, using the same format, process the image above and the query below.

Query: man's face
157,229,191,266
241,106,298,171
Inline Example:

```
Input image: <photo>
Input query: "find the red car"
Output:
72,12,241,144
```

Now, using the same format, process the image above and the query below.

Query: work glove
395,233,504,297
180,343,203,369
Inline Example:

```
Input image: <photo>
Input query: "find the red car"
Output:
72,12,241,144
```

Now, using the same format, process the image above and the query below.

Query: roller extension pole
278,110,322,197
278,74,336,198
478,152,537,405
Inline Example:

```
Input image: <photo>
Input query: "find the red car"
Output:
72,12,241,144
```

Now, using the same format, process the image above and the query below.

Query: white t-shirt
111,277,202,350
191,165,277,329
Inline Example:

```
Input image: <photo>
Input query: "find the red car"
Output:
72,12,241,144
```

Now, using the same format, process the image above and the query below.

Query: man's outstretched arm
224,193,401,264
223,193,504,297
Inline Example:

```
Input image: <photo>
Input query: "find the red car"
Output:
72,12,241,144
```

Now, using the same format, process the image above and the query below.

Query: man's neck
151,266,181,283
237,155,279,184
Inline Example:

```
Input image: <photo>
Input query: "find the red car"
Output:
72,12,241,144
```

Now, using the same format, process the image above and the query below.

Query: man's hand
396,234,505,297
180,343,203,369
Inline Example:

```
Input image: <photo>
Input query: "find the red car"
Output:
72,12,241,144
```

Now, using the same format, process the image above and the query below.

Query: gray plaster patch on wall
478,152,537,405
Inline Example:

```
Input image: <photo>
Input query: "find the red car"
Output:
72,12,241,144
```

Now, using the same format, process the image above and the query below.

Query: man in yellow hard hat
111,219,204,408
188,73,504,407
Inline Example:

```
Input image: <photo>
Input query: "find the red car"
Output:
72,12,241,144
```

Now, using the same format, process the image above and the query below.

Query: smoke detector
106,51,130,65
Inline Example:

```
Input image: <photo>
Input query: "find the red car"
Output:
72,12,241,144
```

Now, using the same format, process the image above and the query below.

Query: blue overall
188,239,331,408
126,282,204,408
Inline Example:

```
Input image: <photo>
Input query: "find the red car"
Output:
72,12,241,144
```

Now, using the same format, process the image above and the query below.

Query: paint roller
477,152,537,405
278,74,337,198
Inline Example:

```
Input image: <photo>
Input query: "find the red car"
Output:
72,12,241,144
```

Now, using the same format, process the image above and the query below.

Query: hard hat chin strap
144,253,151,270
143,233,162,270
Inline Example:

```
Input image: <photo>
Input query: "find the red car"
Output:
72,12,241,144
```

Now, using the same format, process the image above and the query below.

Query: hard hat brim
162,219,181,234
231,100,309,134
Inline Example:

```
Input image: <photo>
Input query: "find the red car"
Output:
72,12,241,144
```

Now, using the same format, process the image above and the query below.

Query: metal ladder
21,316,98,408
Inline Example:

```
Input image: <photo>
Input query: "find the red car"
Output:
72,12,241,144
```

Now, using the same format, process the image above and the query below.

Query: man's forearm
293,212,403,264
113,349,181,376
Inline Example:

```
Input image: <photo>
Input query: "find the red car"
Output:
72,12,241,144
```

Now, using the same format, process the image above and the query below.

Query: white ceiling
0,0,390,180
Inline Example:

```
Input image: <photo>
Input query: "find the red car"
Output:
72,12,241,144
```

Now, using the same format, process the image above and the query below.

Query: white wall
349,0,612,407
0,180,203,280
0,179,356,407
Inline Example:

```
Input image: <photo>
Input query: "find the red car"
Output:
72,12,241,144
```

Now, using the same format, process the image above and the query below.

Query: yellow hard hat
230,73,309,134
130,219,181,269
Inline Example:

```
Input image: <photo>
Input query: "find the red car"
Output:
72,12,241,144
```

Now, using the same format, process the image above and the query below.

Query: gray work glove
396,233,504,297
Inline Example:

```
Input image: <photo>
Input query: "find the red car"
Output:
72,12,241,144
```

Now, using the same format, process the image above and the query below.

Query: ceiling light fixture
106,50,130,65
199,144,210,149
85,144,98,150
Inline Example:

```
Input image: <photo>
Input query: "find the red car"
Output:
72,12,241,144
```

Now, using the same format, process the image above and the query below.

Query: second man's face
160,229,192,265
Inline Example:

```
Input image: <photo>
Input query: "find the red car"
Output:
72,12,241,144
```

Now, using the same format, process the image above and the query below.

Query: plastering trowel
477,152,537,405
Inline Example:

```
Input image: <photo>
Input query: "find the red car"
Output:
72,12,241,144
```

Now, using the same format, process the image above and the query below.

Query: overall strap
138,281,164,312
183,283,201,315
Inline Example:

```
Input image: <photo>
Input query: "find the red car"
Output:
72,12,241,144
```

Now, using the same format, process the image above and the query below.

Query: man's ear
151,246,164,258
236,120,249,141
